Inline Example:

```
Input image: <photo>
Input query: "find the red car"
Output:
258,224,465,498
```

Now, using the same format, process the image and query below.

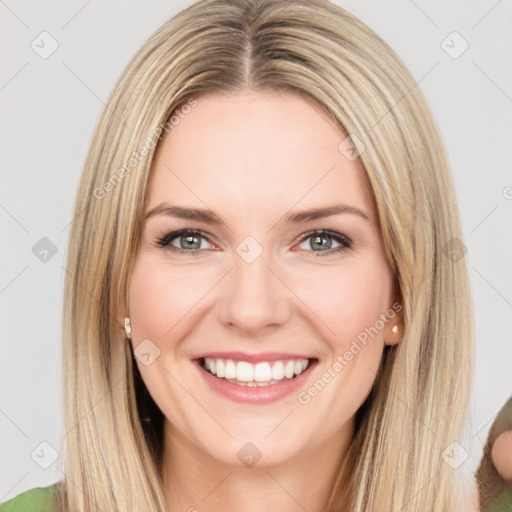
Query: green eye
154,228,352,256
296,230,352,257
155,229,213,253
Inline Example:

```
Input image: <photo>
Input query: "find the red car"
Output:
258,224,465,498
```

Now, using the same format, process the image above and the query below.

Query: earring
124,317,132,340
392,325,398,335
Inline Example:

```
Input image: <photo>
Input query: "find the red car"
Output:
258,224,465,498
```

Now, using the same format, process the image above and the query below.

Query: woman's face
126,90,401,468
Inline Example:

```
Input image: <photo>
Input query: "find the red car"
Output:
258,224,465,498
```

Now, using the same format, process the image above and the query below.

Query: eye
295,229,352,257
154,228,352,257
154,229,215,254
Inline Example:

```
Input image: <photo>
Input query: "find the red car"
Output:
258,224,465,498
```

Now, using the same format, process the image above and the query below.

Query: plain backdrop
1,0,511,501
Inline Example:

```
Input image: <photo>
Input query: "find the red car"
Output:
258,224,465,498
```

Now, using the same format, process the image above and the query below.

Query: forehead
146,90,372,219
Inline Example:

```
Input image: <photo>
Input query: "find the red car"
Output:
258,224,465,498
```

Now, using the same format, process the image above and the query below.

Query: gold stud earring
124,317,132,340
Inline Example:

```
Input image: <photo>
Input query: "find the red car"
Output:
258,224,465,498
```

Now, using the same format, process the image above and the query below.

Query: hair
55,0,474,510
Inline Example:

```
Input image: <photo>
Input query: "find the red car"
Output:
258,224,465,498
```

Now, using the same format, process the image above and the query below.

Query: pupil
311,234,331,251
183,234,200,250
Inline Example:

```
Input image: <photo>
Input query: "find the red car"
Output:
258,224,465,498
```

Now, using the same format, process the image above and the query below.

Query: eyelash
154,229,353,257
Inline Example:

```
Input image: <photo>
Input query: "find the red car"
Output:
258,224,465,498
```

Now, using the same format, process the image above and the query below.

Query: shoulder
0,483,58,512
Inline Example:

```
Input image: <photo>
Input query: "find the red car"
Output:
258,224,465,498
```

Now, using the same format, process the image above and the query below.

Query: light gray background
1,0,511,501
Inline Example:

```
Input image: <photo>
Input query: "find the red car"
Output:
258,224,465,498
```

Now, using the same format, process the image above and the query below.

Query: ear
384,307,404,346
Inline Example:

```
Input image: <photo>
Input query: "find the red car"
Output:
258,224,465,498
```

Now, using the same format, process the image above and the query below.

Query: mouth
191,351,319,403
195,355,318,388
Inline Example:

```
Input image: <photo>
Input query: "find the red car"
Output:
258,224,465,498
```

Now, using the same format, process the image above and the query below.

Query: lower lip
194,359,317,404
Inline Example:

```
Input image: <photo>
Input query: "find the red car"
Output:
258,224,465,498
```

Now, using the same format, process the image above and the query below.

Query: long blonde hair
56,0,474,510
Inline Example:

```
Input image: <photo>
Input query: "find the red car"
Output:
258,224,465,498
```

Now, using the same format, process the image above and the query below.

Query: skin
492,430,512,482
120,90,403,512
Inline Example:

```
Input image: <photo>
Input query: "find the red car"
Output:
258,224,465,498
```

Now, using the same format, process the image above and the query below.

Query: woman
0,0,476,510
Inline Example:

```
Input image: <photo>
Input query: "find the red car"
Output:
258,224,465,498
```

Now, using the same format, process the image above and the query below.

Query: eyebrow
144,203,370,225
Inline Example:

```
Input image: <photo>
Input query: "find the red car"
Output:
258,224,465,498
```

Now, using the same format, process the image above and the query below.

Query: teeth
236,361,254,382
271,361,284,380
254,362,272,382
202,357,311,386
284,360,295,379
225,360,236,379
216,359,225,378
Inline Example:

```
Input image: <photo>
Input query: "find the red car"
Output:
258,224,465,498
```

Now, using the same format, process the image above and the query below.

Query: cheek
128,255,210,342
126,256,211,427
294,263,392,424
301,260,393,350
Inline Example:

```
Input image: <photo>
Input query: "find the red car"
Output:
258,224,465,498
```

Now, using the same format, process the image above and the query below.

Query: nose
217,247,291,335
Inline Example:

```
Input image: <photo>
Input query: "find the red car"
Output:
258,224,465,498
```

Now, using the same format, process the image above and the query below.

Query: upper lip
193,351,314,363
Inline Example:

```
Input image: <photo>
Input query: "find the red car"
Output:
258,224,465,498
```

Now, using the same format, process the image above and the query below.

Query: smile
201,357,310,386
194,354,318,404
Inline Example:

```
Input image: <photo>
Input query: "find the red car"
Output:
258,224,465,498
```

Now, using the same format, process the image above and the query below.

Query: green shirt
0,484,57,512
488,488,512,512
1,476,511,510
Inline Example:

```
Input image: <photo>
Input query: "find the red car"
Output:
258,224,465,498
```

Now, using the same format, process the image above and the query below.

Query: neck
161,419,354,512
